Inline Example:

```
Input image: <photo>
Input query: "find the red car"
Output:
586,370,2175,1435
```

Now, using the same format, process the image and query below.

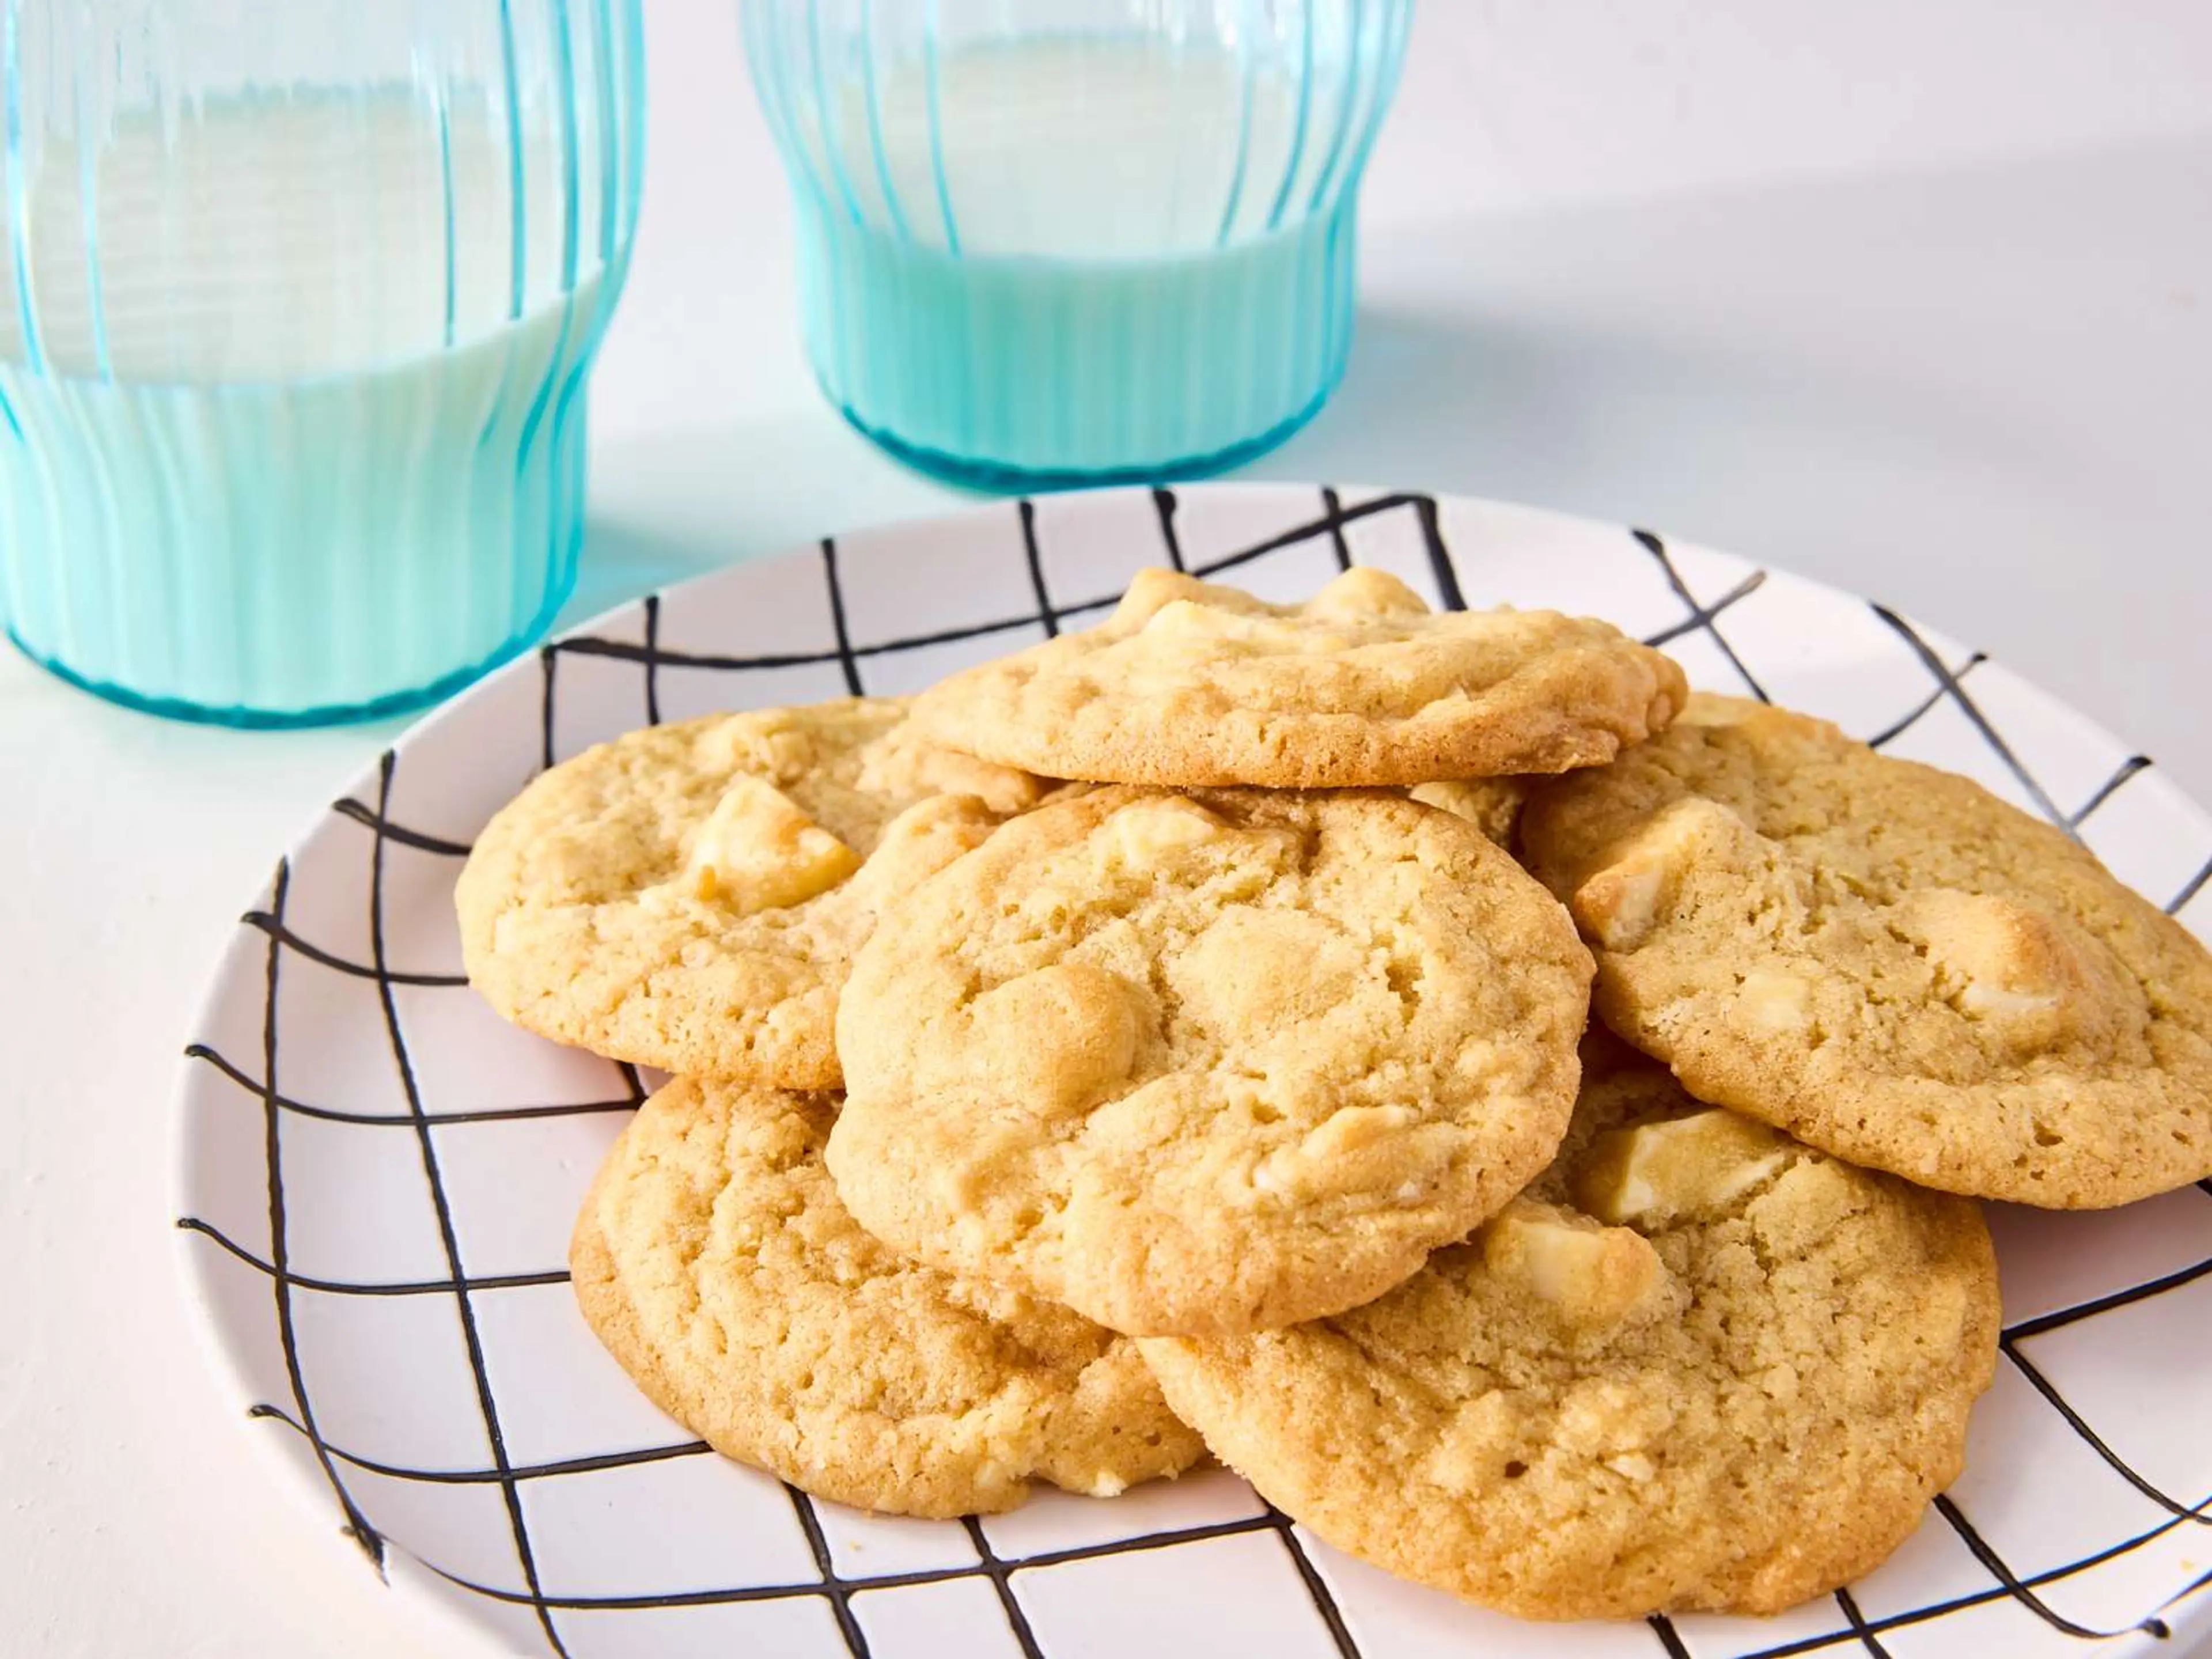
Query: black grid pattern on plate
369,748,570,1655
175,488,2212,1658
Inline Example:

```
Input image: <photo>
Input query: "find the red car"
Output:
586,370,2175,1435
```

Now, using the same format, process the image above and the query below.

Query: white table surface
5,5,2211,1655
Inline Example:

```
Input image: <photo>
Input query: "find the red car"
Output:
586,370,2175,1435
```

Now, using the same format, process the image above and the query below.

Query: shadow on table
562,517,716,631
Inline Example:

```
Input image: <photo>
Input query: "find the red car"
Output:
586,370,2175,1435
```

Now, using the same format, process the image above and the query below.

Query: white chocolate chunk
1097,797,1229,873
1407,778,1525,848
1892,887,2111,1052
680,777,859,914
1737,967,1812,1035
1482,1200,1669,1329
1572,797,1753,950
1583,864,1664,951
1573,1109,1790,1228
1251,1106,1445,1206
1956,981,2061,1020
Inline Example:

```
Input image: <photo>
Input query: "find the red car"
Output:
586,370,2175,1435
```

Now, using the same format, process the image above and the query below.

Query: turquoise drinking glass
741,0,1412,490
0,0,645,726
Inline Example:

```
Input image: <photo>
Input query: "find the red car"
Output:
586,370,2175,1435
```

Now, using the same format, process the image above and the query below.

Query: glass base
833,365,1341,494
7,566,569,729
791,192,1359,493
0,307,604,726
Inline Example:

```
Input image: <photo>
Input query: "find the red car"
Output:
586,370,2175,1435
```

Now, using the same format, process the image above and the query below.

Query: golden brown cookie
910,567,1687,787
1520,694,2212,1207
826,786,1593,1338
456,699,1043,1088
1142,1065,1999,1619
571,1077,1203,1518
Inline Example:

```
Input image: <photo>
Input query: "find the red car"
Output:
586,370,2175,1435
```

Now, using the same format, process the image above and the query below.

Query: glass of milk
741,0,1412,490
0,0,643,725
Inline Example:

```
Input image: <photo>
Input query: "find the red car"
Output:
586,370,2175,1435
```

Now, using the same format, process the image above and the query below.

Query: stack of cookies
456,566,2212,1621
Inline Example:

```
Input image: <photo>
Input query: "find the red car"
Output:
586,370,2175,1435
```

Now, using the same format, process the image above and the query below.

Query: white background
5,2,2212,1653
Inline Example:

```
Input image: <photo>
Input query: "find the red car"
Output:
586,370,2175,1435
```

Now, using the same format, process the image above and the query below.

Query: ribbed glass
742,0,1411,490
0,0,645,726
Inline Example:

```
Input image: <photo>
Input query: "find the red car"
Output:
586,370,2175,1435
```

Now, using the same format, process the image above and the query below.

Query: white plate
175,483,2212,1659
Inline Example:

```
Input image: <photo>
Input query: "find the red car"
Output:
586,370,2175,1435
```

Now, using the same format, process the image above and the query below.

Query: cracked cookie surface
911,566,1687,787
456,699,1043,1088
827,785,1592,1338
1520,694,2212,1206
571,1077,1203,1517
1141,1062,1999,1618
